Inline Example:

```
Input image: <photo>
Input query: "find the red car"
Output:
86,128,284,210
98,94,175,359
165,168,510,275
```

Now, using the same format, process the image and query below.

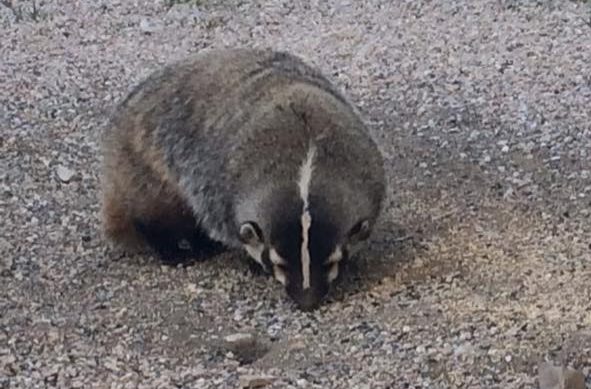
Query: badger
100,48,386,310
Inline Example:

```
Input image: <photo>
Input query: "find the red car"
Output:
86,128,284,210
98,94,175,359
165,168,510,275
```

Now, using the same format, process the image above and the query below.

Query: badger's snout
286,282,329,311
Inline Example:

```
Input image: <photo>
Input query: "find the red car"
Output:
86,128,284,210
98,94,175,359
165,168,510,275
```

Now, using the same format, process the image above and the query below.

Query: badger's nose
289,288,326,311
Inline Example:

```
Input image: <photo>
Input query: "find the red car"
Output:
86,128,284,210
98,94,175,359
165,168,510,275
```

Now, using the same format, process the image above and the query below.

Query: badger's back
105,48,385,247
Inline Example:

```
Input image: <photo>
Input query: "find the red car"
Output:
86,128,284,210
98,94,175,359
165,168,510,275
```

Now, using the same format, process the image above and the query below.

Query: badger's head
238,212,372,311
236,146,379,311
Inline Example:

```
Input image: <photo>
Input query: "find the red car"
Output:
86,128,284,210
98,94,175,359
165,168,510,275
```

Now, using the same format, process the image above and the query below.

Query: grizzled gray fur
100,48,386,310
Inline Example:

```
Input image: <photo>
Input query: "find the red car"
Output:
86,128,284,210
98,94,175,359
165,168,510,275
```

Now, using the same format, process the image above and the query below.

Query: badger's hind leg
100,142,225,264
133,213,226,265
103,182,226,265
133,216,195,265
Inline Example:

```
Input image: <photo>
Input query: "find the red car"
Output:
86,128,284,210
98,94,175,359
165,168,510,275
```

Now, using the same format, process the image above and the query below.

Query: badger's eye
348,219,371,243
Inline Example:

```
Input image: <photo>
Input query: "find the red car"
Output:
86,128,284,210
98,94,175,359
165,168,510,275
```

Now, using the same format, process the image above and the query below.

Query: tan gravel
1,1,591,388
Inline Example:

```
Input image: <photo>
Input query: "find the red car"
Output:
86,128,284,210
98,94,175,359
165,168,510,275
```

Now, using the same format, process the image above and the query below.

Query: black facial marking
248,221,265,243
306,195,341,290
267,190,342,310
267,188,304,281
270,214,304,280
308,195,340,262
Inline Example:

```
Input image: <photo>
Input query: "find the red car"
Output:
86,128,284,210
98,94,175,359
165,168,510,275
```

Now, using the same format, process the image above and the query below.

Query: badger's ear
239,221,263,245
347,219,371,245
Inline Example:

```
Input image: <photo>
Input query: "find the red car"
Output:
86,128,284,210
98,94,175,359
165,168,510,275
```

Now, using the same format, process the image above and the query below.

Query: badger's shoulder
230,82,386,235
108,47,352,140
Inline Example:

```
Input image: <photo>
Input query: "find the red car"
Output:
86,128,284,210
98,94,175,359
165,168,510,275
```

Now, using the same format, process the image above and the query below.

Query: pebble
56,165,75,183
224,333,257,351
239,375,275,388
139,19,155,34
0,255,13,274
223,332,268,364
287,339,306,352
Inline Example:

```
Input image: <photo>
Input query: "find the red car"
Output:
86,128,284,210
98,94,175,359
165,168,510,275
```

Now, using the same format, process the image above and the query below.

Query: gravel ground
2,1,591,388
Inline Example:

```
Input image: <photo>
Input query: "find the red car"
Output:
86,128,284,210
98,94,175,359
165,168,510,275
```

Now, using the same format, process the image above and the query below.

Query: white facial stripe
297,144,317,290
269,248,287,266
328,262,339,282
274,265,287,286
300,212,312,289
326,246,343,264
298,145,316,204
244,244,264,265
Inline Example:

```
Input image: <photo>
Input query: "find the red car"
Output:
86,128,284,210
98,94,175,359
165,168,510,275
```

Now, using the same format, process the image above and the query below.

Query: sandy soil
1,1,590,388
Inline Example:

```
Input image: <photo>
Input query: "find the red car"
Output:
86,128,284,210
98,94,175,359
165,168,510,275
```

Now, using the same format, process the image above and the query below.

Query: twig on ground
431,210,458,222
393,235,414,243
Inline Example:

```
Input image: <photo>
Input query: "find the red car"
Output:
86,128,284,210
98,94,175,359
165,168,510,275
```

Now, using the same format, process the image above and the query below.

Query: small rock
103,357,120,372
56,165,75,183
239,375,275,388
139,19,155,34
288,339,306,352
184,283,200,298
453,343,474,356
71,379,85,389
0,254,13,273
468,130,480,141
224,333,256,351
223,332,267,364
1,354,16,374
